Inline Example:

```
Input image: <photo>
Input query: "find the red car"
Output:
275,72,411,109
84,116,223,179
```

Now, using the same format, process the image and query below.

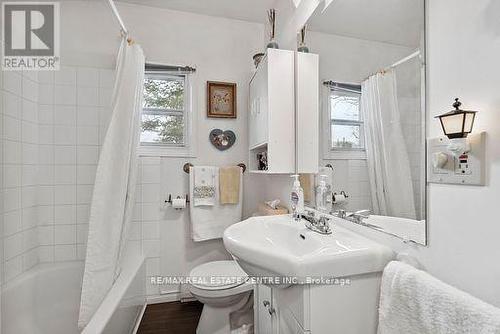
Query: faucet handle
333,209,346,218
318,215,332,234
319,215,330,225
305,209,316,217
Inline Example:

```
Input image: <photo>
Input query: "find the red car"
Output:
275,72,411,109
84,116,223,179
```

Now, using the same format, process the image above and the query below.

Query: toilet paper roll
172,197,186,209
333,194,347,204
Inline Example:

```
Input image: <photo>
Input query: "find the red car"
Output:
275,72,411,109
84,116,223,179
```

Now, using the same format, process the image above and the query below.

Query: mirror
301,0,426,244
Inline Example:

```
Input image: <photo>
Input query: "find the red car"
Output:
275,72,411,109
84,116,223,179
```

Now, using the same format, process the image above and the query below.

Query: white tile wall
128,156,164,297
35,65,113,265
0,66,115,285
327,159,372,212
1,71,40,283
0,64,179,300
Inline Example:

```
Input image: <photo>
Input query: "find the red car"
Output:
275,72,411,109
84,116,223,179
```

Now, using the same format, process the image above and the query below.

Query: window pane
141,114,184,145
331,124,361,149
331,93,360,121
143,77,184,110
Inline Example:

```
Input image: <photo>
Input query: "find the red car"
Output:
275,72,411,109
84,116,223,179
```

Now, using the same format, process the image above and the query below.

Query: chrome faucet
332,209,347,219
301,210,332,235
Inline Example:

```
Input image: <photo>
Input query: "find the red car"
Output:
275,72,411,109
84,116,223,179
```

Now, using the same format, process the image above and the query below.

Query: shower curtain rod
105,0,128,37
364,50,421,81
386,50,421,71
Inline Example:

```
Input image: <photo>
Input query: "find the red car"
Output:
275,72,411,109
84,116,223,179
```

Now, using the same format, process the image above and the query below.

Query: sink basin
223,215,393,286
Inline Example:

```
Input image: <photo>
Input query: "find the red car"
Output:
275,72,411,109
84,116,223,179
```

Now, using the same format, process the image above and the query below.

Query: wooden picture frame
207,81,237,118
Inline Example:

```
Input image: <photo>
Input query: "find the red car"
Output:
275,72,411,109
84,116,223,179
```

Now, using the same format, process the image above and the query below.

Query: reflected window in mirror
323,82,365,160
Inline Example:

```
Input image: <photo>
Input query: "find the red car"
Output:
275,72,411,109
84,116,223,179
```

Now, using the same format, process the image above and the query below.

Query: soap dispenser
316,175,328,213
290,175,304,221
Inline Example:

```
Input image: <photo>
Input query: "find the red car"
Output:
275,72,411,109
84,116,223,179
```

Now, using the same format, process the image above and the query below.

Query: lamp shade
435,98,477,139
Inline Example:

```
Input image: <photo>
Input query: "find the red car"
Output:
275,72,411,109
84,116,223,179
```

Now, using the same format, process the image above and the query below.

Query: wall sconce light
435,98,477,156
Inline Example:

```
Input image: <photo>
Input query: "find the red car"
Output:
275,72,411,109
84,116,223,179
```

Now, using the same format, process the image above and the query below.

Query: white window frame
322,86,366,160
138,69,197,158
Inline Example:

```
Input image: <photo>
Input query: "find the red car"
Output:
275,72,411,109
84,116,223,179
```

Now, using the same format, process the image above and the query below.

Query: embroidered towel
378,261,500,334
192,166,216,206
189,167,243,241
219,166,241,204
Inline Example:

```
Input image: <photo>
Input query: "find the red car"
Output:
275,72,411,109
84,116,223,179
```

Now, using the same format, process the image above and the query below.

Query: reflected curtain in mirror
361,71,416,219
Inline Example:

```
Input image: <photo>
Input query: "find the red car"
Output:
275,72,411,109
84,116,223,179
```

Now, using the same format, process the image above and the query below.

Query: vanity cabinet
255,285,276,334
248,49,295,173
255,272,381,334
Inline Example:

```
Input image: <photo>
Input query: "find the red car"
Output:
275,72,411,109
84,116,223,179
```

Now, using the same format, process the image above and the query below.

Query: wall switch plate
427,132,486,185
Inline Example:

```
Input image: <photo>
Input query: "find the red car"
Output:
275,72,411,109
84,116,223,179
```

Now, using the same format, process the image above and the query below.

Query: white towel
192,166,216,206
189,167,243,241
378,261,500,334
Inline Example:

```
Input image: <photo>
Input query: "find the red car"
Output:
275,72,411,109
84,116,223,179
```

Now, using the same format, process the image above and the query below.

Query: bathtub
363,215,426,244
2,254,146,334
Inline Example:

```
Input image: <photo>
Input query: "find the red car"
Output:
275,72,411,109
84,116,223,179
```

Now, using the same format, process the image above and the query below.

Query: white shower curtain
78,38,145,329
361,71,416,219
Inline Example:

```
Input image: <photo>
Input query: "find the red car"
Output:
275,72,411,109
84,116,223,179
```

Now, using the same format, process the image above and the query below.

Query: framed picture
207,81,237,118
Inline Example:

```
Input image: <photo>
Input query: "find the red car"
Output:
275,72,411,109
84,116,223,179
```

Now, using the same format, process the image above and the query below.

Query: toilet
188,260,253,334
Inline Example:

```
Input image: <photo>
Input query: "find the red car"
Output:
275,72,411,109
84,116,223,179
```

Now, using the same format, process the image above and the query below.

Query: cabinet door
249,76,259,148
249,58,269,149
296,52,319,173
274,285,311,334
256,284,276,334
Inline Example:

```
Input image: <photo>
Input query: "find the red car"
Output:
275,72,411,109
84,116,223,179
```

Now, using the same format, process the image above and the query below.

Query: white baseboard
146,290,194,304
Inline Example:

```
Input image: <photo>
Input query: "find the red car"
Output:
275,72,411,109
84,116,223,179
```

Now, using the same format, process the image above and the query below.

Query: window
329,89,363,150
141,72,187,146
323,82,365,159
139,65,196,157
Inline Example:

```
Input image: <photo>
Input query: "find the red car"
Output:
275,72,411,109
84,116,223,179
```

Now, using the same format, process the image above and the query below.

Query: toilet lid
189,261,249,290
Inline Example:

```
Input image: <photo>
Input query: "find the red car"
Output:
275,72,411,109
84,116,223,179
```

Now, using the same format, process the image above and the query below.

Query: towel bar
182,162,246,174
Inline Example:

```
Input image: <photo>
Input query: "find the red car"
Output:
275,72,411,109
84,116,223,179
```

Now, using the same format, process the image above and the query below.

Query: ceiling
99,0,423,47
307,0,424,47
115,0,276,23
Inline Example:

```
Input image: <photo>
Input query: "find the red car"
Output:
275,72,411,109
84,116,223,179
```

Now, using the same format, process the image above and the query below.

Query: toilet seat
188,261,253,298
190,261,249,290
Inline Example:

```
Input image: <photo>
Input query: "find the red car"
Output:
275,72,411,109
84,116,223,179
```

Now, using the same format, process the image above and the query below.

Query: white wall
309,31,414,84
333,0,500,307
56,1,266,299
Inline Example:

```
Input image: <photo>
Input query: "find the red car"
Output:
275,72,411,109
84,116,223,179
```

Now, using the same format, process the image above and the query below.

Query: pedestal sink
223,214,393,287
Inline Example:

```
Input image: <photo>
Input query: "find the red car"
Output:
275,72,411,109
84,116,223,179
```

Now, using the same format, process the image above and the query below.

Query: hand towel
192,166,216,206
219,166,241,204
299,174,312,203
189,167,243,241
378,261,500,334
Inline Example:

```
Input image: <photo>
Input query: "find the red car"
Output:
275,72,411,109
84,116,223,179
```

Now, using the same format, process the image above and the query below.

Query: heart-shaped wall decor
209,129,236,151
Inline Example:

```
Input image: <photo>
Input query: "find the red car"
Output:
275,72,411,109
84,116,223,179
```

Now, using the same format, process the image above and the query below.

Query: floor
137,301,203,334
